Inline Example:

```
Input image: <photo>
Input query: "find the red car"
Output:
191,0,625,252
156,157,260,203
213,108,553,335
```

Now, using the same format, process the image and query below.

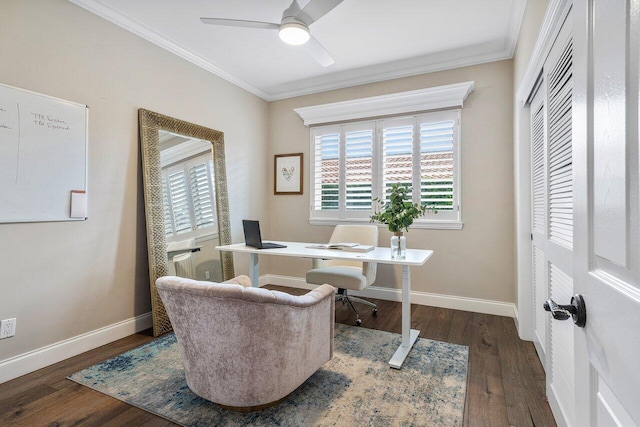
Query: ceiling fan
200,0,343,67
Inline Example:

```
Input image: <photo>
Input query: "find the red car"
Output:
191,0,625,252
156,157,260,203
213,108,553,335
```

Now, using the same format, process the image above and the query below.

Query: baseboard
513,305,521,333
261,274,517,318
0,312,152,384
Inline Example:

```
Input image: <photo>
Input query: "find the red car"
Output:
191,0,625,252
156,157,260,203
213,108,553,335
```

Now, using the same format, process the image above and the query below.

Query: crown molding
160,138,210,167
70,0,525,102
270,42,505,101
505,0,528,56
294,81,474,126
270,0,526,101
68,0,271,100
516,0,573,104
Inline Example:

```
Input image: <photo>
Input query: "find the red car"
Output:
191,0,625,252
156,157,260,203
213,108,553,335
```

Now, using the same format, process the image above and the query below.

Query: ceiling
69,0,527,101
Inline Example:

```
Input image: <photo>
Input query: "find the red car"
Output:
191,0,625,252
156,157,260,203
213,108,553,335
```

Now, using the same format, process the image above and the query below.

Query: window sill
167,230,219,244
309,218,463,230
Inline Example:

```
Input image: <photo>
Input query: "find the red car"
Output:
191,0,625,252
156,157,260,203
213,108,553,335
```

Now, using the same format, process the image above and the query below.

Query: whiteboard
0,83,88,223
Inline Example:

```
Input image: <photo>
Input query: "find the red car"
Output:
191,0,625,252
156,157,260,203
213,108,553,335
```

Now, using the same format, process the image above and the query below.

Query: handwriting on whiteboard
0,107,10,130
0,107,9,130
30,113,70,131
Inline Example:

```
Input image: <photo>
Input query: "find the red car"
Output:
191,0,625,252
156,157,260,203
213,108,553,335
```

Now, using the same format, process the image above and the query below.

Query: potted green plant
370,183,435,258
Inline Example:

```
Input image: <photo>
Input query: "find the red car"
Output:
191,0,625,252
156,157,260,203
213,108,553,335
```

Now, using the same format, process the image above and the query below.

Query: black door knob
543,294,587,328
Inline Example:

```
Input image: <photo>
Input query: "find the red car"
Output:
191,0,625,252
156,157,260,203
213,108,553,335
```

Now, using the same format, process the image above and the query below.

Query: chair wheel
372,308,378,316
356,318,362,326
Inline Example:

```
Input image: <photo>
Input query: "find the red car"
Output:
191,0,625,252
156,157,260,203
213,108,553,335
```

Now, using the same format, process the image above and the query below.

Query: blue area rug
69,324,468,426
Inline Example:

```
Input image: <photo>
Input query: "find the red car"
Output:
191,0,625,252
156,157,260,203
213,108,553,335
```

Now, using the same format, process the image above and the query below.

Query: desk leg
249,253,259,288
389,264,420,369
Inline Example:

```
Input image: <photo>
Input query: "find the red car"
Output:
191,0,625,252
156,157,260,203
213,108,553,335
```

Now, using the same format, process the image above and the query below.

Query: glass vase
390,232,406,259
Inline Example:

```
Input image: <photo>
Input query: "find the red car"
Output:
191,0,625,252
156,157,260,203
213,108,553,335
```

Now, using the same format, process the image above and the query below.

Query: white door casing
573,0,640,425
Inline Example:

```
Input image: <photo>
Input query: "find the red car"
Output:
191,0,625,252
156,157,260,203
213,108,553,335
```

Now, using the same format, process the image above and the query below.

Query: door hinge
531,233,533,241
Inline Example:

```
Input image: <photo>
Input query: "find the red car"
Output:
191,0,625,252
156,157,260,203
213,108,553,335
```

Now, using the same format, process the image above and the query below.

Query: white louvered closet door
537,14,575,427
529,83,548,370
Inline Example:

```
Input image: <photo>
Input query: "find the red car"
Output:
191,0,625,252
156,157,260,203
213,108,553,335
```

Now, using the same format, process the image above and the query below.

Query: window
310,110,461,229
162,153,217,240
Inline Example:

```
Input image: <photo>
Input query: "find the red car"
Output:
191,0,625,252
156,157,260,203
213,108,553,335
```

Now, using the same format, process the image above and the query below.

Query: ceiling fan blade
305,35,335,67
298,0,344,25
200,18,279,30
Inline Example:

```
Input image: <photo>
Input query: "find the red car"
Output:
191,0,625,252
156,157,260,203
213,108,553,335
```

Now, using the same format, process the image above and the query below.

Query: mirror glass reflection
139,109,233,336
159,130,223,282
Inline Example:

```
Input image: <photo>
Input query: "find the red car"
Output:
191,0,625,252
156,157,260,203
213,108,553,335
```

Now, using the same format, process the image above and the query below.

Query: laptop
242,220,287,249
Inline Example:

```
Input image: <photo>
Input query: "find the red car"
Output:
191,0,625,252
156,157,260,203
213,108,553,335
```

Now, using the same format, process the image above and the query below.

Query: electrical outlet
0,318,16,339
205,271,211,280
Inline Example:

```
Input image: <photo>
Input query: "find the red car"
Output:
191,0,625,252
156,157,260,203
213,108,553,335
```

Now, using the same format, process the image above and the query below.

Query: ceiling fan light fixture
279,21,310,45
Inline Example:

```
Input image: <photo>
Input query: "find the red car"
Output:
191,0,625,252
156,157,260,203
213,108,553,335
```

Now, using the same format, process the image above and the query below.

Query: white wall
0,0,269,364
268,60,516,306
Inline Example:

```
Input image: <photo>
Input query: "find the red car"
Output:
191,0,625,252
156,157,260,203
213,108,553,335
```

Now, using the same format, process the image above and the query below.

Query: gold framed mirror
139,109,234,336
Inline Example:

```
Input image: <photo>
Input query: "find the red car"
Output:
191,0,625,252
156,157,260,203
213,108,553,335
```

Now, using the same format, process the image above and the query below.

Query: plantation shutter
344,126,374,210
309,109,461,227
162,153,217,239
312,130,340,211
209,159,216,201
167,170,192,235
382,118,414,201
162,176,174,236
547,38,573,249
532,102,546,234
419,119,455,211
189,162,215,230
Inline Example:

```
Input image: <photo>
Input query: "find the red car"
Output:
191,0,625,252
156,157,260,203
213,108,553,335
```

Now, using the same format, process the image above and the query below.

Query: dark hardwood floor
0,286,555,426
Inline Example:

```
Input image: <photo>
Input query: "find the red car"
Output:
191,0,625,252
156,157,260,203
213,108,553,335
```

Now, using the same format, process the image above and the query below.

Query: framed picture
274,153,303,195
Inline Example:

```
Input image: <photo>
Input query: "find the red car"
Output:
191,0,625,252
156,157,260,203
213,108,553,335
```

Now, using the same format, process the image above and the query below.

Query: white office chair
306,225,378,326
167,238,196,279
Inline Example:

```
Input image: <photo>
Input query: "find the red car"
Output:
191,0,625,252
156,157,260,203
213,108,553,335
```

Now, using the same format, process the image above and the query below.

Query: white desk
216,241,433,369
